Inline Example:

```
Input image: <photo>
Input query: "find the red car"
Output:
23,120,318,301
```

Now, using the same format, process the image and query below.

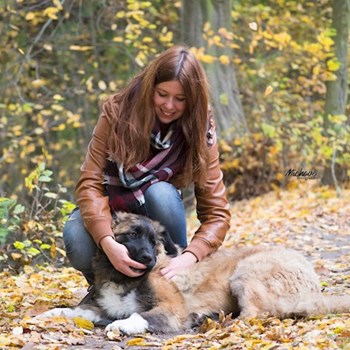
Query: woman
63,45,231,298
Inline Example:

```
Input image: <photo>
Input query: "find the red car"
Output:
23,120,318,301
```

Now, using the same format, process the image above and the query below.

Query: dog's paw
105,313,148,335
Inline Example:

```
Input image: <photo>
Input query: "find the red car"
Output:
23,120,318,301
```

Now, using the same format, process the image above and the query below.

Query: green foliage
0,198,22,246
0,163,75,272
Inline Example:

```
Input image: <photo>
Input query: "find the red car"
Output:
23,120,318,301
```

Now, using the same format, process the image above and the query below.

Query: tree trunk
180,0,247,139
322,0,350,186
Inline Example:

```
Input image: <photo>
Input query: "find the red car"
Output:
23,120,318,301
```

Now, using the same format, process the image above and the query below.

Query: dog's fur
39,212,350,335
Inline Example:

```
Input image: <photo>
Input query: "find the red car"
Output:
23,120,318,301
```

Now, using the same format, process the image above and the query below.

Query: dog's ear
157,226,179,257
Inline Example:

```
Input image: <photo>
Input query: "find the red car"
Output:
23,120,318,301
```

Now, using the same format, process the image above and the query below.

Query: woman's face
153,80,186,124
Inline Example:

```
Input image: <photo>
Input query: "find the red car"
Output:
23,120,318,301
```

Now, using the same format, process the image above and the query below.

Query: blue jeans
63,182,187,285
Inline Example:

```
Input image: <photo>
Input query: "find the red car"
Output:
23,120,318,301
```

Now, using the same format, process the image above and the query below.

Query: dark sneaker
78,285,96,305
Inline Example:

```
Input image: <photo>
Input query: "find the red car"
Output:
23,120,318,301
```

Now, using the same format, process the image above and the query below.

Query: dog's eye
128,231,138,238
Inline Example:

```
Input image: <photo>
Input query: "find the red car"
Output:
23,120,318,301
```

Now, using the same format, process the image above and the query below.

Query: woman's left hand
160,252,197,279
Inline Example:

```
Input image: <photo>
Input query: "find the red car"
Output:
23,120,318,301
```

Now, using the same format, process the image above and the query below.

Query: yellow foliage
25,12,36,21
317,32,334,51
327,58,340,72
69,45,93,51
160,30,173,43
31,79,47,89
264,85,273,97
73,317,94,330
273,32,291,49
200,54,216,64
43,7,61,20
219,55,230,65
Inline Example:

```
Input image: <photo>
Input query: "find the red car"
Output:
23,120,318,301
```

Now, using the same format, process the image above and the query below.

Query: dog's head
111,212,178,273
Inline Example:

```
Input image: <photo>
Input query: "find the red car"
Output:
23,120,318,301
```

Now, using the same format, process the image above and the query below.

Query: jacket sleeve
183,140,231,261
75,104,114,246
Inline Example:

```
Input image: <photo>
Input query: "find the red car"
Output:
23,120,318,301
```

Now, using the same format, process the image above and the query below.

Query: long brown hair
106,45,210,187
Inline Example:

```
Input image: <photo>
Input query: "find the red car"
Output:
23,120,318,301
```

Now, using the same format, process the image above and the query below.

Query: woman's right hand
100,236,147,277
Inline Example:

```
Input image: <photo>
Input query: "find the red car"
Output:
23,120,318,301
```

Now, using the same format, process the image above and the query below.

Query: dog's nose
139,252,153,264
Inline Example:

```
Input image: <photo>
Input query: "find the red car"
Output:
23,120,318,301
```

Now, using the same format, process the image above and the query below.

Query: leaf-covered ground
2,181,350,350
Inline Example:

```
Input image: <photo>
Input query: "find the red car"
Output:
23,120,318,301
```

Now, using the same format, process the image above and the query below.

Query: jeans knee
144,182,182,209
63,210,96,272
143,182,187,247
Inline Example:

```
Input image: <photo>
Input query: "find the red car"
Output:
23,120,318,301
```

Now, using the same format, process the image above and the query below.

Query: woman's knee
144,182,183,212
143,182,187,247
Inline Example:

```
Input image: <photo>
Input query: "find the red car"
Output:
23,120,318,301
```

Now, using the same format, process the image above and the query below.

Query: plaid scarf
103,120,186,212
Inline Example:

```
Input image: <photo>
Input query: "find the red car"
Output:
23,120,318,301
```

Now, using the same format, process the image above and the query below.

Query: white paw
105,313,148,335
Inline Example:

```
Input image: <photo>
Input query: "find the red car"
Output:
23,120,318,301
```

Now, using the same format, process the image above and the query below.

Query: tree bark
180,0,247,139
322,0,350,186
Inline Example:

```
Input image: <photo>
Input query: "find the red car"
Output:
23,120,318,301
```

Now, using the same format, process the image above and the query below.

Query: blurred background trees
0,0,349,268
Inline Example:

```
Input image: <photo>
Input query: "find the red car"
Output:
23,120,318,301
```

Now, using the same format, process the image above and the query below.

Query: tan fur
146,245,350,326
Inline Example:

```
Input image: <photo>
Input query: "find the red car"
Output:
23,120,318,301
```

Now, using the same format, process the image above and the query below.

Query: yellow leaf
135,56,145,67
115,11,125,18
200,54,216,64
219,55,230,65
127,338,148,346
142,37,153,43
327,58,340,72
313,64,321,76
52,0,63,10
317,33,334,51
73,317,94,330
50,242,57,259
11,252,22,260
69,45,93,51
276,172,284,181
25,12,35,21
0,335,11,347
112,36,123,43
98,80,107,91
43,7,60,20
219,140,233,153
32,79,47,89
160,31,173,43
24,265,35,274
264,85,273,96
126,338,162,347
249,22,258,31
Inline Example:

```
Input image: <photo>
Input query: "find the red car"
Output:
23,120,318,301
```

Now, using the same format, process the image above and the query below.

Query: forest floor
1,180,350,350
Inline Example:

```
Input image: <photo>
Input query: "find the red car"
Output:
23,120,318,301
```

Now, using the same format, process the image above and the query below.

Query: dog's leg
36,305,104,323
229,274,267,318
105,275,187,334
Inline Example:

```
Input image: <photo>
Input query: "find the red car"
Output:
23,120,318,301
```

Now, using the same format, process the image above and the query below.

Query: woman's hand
160,252,197,279
100,236,147,277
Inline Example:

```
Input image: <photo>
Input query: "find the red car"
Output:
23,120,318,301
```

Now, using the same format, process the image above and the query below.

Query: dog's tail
321,294,350,314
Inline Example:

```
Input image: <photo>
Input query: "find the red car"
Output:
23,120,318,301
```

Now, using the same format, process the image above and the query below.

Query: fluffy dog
39,212,350,335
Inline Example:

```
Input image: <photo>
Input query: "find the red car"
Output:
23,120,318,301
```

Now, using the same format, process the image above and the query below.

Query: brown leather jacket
75,103,231,261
